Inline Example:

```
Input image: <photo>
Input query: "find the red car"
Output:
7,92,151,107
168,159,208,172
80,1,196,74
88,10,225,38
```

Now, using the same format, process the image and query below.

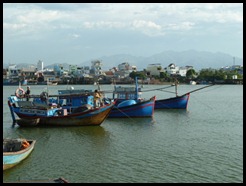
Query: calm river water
3,84,243,183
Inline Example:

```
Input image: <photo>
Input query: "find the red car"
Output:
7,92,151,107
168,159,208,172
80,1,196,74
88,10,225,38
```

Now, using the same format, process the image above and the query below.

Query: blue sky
3,3,243,66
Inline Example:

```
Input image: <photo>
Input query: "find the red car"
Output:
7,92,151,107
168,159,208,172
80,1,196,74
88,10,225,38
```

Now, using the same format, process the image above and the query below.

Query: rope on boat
140,84,215,97
112,106,138,122
191,94,214,110
141,85,175,93
156,89,176,94
180,84,215,96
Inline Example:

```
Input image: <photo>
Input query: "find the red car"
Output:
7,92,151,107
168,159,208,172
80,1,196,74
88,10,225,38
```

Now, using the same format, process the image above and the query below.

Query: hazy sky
3,3,243,66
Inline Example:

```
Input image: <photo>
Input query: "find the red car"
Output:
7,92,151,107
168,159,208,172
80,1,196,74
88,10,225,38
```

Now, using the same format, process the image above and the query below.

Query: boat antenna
174,77,178,97
46,78,49,96
135,76,139,99
66,79,70,90
97,82,100,91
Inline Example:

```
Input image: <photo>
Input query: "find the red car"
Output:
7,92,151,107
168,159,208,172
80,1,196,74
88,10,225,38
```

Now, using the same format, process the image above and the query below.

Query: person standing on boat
25,86,31,101
99,91,104,106
94,89,101,108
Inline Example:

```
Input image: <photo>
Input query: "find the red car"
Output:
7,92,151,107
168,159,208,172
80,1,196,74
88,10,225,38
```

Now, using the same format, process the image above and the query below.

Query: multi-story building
37,60,44,71
118,62,131,71
165,63,178,75
54,64,64,76
146,63,164,76
91,60,104,76
69,65,78,76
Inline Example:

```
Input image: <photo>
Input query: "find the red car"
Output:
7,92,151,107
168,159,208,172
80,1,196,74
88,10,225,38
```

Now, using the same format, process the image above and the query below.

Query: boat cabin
112,86,142,102
57,89,94,108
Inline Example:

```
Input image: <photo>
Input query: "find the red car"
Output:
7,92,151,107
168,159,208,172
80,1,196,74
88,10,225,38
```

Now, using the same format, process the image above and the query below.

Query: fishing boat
47,77,156,118
3,138,36,170
154,93,190,109
7,87,115,127
142,82,214,109
107,77,156,118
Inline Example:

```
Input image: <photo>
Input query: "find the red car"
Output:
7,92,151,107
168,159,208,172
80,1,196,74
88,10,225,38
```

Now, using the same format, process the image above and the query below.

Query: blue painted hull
155,93,190,109
3,140,36,170
108,97,155,118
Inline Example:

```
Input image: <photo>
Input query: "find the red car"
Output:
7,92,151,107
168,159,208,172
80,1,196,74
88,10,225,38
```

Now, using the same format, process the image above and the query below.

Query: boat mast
135,76,139,99
175,78,178,97
46,78,49,97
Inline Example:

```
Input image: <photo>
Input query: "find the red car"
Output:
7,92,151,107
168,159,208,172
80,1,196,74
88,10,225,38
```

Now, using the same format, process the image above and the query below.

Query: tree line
129,68,243,84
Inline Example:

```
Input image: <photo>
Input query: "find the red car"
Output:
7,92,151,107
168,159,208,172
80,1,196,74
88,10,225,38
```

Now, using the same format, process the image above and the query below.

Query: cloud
83,21,126,29
3,3,242,37
3,3,243,63
131,20,164,36
3,22,27,30
70,34,80,39
165,22,195,31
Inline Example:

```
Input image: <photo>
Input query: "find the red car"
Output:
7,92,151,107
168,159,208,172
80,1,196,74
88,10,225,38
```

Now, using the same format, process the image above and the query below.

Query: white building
118,62,131,71
177,67,187,77
132,65,137,72
37,60,44,71
166,64,194,77
116,62,137,78
146,63,164,76
165,63,179,75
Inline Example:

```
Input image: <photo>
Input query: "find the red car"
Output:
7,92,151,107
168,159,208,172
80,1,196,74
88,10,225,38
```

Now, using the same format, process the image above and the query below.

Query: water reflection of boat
107,117,155,126
72,126,108,137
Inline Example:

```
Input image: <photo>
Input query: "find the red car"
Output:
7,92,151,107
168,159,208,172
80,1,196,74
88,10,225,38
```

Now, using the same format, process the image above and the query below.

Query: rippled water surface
3,84,243,183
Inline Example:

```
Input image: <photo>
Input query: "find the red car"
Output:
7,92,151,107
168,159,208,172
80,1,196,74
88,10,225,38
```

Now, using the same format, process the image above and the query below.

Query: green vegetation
130,68,243,84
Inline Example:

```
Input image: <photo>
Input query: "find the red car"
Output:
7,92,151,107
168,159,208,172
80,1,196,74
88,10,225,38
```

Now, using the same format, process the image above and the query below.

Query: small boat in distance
3,138,36,170
190,80,197,85
47,81,58,85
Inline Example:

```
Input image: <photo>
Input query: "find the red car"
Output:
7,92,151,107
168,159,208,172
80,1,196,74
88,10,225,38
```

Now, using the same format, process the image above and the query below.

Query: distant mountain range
92,50,243,70
3,50,243,71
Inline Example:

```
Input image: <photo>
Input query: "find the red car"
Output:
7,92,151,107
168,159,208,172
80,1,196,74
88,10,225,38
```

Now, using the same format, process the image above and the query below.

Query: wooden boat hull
14,104,114,127
16,118,40,126
3,139,36,171
155,93,190,109
108,97,155,118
